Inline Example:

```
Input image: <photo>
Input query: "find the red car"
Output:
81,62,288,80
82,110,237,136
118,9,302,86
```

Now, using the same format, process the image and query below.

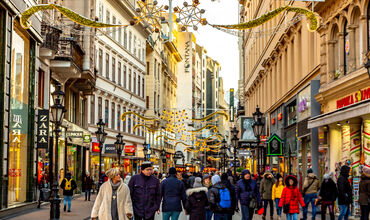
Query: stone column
350,124,361,176
341,125,351,163
327,40,336,81
294,33,300,83
318,25,328,86
363,120,370,168
360,16,368,66
281,45,287,95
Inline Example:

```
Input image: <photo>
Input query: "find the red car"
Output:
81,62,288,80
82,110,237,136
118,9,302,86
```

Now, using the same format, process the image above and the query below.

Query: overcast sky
158,0,240,95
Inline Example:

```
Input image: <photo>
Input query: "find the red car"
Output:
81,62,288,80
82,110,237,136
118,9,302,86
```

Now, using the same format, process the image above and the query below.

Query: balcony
166,67,177,83
50,37,85,82
39,23,62,59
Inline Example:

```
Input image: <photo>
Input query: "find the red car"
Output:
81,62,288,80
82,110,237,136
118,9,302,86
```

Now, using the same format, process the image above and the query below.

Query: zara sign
37,109,49,148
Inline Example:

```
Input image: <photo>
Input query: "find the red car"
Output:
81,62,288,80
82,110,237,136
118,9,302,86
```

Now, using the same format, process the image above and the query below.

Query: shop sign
124,159,130,166
229,88,234,122
83,134,91,143
175,166,195,173
125,145,135,156
184,40,191,73
336,87,370,109
37,109,49,148
92,142,100,153
174,151,184,159
66,131,83,138
298,85,311,121
240,117,257,141
104,144,116,154
267,134,283,156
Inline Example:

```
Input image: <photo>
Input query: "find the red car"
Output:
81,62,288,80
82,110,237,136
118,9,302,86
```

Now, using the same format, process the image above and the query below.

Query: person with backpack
319,172,337,220
209,175,232,220
60,172,77,212
278,175,305,220
160,167,187,220
236,169,262,220
185,177,209,220
337,165,352,220
221,173,237,220
260,171,275,220
272,174,284,220
302,169,320,220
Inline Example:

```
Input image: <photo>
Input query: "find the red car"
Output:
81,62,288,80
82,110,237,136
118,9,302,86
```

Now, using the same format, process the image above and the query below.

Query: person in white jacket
91,168,133,220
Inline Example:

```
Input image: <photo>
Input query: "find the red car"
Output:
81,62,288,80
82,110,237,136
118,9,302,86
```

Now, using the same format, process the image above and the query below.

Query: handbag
283,203,290,214
249,196,257,209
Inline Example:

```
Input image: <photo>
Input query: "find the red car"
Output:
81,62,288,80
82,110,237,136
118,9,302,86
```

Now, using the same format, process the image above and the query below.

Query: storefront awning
61,119,92,148
308,100,370,128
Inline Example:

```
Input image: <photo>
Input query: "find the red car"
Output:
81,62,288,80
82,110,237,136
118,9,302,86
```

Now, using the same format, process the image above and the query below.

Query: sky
158,0,240,95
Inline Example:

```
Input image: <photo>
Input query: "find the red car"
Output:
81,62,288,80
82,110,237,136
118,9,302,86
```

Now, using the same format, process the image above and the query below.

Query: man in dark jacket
60,172,77,212
260,171,275,220
82,172,93,201
128,162,161,220
337,165,352,220
160,167,186,220
319,173,337,220
209,175,232,220
221,173,237,220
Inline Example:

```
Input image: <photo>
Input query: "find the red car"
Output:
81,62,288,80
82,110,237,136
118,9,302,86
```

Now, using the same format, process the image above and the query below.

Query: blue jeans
162,211,180,220
214,213,229,220
205,210,213,220
241,205,254,220
303,193,317,220
275,199,282,216
286,213,298,220
338,204,350,220
85,189,90,200
64,195,72,211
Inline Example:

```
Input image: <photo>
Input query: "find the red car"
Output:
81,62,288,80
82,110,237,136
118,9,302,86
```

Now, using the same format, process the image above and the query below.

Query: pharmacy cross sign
267,134,283,156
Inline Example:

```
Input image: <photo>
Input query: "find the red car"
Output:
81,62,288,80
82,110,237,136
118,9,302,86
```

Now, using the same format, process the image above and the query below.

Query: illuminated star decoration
132,0,166,33
173,0,207,31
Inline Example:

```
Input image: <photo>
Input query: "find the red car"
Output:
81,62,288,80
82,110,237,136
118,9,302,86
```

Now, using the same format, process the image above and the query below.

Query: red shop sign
125,145,135,153
92,142,100,153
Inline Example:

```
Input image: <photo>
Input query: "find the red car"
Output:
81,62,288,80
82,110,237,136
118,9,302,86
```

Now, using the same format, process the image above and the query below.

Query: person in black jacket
160,167,186,220
221,173,237,220
319,173,337,220
359,166,370,220
82,172,93,201
60,172,77,212
209,175,231,220
337,165,352,220
185,177,209,220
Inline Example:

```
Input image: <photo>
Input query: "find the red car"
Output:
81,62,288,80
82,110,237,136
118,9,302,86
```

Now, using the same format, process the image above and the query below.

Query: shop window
112,57,116,83
286,100,297,126
98,97,102,119
38,69,45,108
111,102,115,130
9,24,31,206
105,100,109,127
118,61,121,86
117,105,121,131
344,20,349,75
90,95,95,124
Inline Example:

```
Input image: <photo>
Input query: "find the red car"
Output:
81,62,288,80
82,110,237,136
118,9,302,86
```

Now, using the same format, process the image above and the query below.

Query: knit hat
169,167,177,175
141,162,153,171
203,174,211,180
193,177,203,188
307,168,313,174
211,175,221,185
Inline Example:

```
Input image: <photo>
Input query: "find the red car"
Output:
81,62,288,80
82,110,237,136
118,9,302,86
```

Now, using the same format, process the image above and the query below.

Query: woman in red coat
279,175,305,220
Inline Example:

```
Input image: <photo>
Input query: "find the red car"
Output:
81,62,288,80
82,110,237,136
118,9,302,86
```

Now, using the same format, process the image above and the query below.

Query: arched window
344,21,349,74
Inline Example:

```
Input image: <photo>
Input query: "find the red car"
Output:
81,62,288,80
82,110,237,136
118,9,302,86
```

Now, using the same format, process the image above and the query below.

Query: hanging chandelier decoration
172,0,208,31
132,0,166,33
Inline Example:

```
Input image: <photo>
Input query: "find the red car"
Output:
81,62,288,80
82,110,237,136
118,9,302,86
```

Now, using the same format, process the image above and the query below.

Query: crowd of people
86,162,370,220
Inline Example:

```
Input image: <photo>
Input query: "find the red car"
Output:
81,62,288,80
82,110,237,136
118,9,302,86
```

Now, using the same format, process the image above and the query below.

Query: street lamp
161,149,167,173
231,126,239,176
114,133,125,169
50,84,66,220
221,138,228,173
252,105,265,173
95,119,107,189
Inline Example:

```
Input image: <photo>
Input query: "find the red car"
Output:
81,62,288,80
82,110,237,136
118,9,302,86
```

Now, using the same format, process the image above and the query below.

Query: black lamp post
161,149,167,173
95,119,107,189
114,133,125,169
50,84,66,220
221,138,228,173
252,105,265,173
231,126,239,176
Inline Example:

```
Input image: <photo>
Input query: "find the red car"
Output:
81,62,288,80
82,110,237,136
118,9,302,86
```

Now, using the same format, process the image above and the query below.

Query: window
129,69,132,91
112,57,116,83
133,72,136,94
98,49,103,75
154,59,157,78
123,65,127,88
147,62,149,75
106,10,110,34
129,31,132,52
105,100,109,127
118,61,122,86
123,107,126,132
90,95,95,124
134,36,137,56
128,112,131,133
38,69,45,107
344,21,349,74
112,16,116,40
117,105,121,131
138,41,141,59
138,75,141,96
124,29,127,48
157,63,160,80
142,78,145,98
106,53,110,79
99,3,103,21
142,47,145,62
154,91,157,113
118,21,122,44
69,92,77,123
111,102,115,129
146,96,149,108
98,97,102,119
157,94,160,111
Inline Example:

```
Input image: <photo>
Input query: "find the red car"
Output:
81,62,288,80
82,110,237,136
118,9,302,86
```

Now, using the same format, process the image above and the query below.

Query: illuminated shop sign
336,87,370,109
37,110,49,148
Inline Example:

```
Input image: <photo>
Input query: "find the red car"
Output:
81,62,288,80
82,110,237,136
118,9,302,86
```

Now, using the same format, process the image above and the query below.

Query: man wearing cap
128,161,161,220
160,167,187,220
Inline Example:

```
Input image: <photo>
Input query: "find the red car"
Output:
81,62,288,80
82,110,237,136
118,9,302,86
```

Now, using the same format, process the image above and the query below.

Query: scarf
242,178,252,191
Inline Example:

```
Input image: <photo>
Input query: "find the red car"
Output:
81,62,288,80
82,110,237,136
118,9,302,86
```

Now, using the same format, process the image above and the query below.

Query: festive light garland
208,156,221,161
211,5,319,32
191,111,229,122
20,4,129,29
189,124,218,133
133,124,156,133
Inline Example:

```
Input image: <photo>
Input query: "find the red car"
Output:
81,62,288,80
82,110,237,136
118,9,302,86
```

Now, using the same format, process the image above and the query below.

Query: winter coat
128,173,161,219
91,179,133,220
260,173,275,200
60,177,77,196
82,176,93,191
272,182,284,200
160,174,186,212
185,187,209,220
236,170,262,206
209,182,231,214
278,176,305,214
319,178,337,202
359,174,370,205
302,173,320,195
337,166,352,205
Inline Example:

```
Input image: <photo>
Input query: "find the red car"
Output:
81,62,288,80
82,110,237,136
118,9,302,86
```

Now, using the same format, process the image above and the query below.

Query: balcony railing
55,37,85,71
41,23,62,52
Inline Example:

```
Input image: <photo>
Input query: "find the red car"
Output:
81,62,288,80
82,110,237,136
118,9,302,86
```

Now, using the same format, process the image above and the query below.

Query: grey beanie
193,177,203,188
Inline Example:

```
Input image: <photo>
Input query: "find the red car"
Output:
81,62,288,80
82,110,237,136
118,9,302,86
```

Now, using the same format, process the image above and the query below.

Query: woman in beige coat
91,168,133,220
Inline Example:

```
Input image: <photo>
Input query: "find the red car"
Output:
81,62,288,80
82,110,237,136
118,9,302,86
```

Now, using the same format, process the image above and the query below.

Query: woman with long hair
278,175,305,220
272,174,284,220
